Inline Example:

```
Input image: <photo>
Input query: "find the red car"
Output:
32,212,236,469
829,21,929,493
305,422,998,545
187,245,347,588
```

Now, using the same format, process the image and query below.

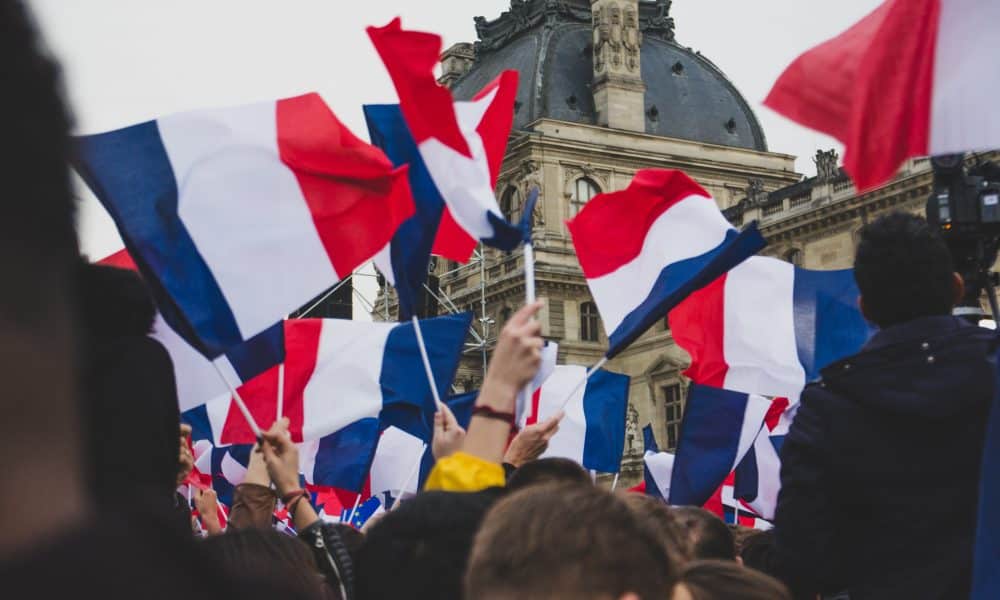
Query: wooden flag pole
610,472,620,492
344,493,362,526
211,361,263,440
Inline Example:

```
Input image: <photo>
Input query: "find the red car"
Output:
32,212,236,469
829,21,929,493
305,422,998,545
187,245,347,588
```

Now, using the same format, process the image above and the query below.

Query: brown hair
619,493,691,566
673,560,791,600
466,483,675,600
671,506,737,561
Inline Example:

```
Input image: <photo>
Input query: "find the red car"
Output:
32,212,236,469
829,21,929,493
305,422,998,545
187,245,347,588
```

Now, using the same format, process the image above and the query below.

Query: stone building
377,0,953,486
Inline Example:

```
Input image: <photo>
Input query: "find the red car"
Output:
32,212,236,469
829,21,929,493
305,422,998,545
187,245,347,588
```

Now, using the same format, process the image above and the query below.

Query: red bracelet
281,489,307,505
472,405,516,425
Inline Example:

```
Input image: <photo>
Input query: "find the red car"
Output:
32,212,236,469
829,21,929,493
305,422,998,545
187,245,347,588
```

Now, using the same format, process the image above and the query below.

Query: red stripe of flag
669,274,729,389
276,93,415,278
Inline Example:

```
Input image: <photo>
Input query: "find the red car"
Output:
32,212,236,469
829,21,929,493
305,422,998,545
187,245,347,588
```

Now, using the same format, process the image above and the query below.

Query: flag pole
397,443,427,502
556,356,609,412
344,493,362,526
411,316,444,409
518,239,537,420
276,315,287,424
610,472,620,492
211,361,263,440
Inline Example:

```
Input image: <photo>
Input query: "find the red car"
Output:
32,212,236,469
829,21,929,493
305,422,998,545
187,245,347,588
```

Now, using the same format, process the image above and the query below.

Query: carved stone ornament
644,0,675,41
476,0,592,55
623,5,641,72
520,159,545,226
593,5,610,73
814,148,840,183
746,178,766,207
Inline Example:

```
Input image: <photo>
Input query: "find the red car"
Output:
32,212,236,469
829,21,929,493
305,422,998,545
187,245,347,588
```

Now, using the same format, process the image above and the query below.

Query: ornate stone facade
374,1,970,487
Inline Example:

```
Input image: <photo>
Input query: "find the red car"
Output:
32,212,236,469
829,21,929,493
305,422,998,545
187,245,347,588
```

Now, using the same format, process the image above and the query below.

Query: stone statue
593,5,610,73
474,16,488,40
647,0,676,40
814,148,840,183
623,5,641,72
625,404,640,456
746,178,765,207
520,160,544,227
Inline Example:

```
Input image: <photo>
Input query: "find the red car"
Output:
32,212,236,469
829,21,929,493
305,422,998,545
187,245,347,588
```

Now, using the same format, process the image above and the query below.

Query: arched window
571,177,600,216
580,301,601,342
785,248,803,266
500,186,521,221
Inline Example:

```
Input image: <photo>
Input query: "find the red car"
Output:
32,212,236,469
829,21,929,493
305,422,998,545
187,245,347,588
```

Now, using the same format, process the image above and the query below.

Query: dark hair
355,489,502,600
466,484,675,600
201,528,326,600
854,212,956,327
674,559,791,600
671,506,737,561
739,530,783,582
619,493,690,566
505,457,592,492
78,264,157,339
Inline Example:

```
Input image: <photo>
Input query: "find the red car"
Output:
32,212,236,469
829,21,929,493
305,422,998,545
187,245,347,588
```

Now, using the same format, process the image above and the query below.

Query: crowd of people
0,1,994,599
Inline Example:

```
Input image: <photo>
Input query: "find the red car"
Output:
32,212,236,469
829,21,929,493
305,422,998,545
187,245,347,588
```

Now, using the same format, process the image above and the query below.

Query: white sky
27,0,882,315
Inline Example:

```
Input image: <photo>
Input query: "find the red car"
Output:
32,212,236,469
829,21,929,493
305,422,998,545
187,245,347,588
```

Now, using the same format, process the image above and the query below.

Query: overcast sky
28,0,882,314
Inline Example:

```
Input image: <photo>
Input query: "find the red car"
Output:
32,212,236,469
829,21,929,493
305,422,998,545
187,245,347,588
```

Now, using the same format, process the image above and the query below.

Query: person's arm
464,301,544,463
194,488,224,536
260,417,319,532
425,301,545,492
773,388,844,597
228,444,277,530
432,402,466,460
503,414,562,468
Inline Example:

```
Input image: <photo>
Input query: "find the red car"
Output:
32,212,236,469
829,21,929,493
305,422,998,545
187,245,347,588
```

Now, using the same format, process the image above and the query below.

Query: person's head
619,493,690,566
739,530,782,582
201,528,327,600
0,0,82,557
355,489,501,600
854,212,961,328
466,484,675,600
670,560,791,600
505,457,592,492
728,524,757,555
671,507,736,561
78,263,156,341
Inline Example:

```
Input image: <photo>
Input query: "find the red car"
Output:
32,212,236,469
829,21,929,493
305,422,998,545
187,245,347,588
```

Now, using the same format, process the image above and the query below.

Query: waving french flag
367,18,522,262
364,104,444,319
668,384,771,507
669,257,873,400
184,314,471,446
527,366,630,473
76,93,414,358
299,418,381,492
764,0,1000,191
369,425,432,502
567,169,766,359
732,398,797,521
642,425,675,501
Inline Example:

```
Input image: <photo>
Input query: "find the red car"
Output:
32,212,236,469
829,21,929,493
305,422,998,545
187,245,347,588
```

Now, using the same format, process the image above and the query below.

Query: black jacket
774,316,998,600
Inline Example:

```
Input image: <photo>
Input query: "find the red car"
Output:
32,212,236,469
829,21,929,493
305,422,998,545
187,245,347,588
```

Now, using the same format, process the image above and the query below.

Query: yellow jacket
423,451,505,492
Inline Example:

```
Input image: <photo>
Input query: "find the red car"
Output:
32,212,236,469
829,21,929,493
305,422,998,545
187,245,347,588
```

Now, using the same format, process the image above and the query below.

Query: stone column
591,0,646,132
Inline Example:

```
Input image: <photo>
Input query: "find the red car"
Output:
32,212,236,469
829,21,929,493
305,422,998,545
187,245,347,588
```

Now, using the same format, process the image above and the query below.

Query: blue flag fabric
643,425,662,499
341,497,383,529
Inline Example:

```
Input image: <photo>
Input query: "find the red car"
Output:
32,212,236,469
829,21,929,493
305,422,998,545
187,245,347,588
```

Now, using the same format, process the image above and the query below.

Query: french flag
75,93,414,358
369,425,432,502
367,18,522,262
642,425,675,501
184,314,471,446
732,398,796,521
567,169,766,359
299,418,381,493
364,103,445,319
99,250,285,413
764,0,1000,191
669,257,873,400
528,366,630,474
668,384,771,507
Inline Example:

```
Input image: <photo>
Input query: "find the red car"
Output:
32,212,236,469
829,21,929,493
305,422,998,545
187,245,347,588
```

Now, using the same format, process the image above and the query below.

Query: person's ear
952,272,965,307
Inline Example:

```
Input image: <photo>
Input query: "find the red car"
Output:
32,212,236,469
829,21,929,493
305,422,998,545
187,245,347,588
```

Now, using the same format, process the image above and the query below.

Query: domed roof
451,0,767,151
